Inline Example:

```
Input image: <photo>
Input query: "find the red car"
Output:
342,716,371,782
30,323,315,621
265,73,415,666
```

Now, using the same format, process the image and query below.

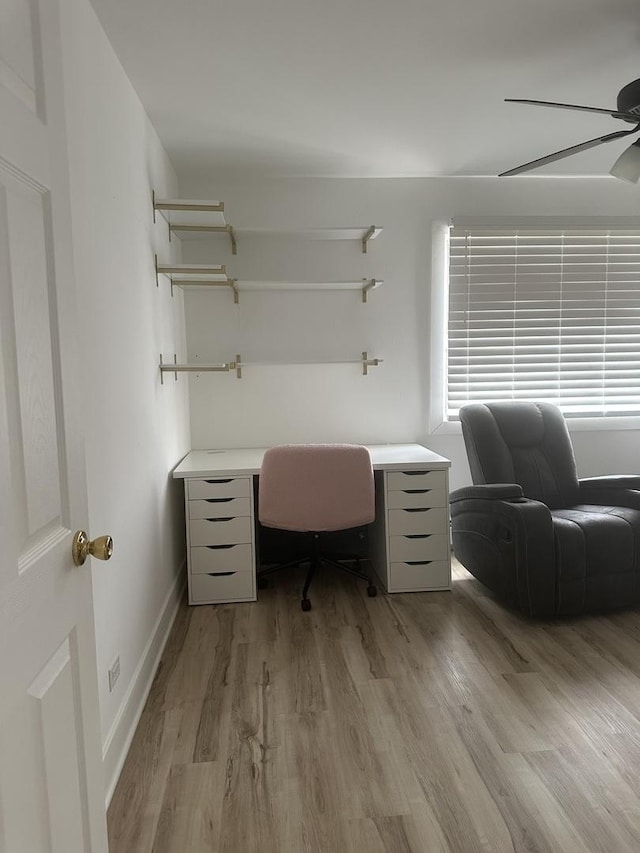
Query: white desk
173,444,451,605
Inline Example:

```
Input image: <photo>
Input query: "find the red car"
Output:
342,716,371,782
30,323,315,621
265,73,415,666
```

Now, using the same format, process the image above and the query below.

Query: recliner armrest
578,475,640,510
450,492,555,616
579,475,640,490
450,483,524,503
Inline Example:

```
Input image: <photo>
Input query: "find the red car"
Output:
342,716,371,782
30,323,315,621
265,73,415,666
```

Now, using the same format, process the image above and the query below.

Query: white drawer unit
388,507,448,536
184,476,257,604
174,446,452,604
386,470,447,491
188,478,251,500
190,544,253,575
189,516,253,547
386,488,447,509
190,570,255,604
189,497,252,519
378,467,451,592
388,560,451,592
388,534,450,563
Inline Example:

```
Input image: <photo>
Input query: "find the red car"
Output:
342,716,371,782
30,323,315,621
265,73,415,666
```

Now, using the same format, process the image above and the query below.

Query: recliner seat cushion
552,504,640,613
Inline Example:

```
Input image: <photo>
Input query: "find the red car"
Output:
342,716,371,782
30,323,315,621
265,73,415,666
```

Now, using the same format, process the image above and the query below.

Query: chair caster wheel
301,598,312,611
367,585,377,597
257,576,269,590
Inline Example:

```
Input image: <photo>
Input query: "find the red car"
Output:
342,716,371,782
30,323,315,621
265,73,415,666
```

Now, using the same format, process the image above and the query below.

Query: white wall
179,174,640,489
60,0,190,801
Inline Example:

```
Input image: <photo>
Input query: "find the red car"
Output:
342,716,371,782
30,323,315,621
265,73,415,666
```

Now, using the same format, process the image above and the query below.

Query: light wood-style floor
108,561,640,852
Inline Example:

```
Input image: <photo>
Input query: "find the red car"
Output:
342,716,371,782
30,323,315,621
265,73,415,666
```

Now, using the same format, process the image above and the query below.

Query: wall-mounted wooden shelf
232,226,383,253
152,193,382,254
154,261,226,282
154,257,239,300
159,351,382,381
153,193,236,252
159,354,242,382
235,278,381,295
178,278,382,303
154,197,384,392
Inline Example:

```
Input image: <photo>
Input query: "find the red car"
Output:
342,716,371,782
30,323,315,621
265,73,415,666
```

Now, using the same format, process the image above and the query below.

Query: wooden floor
108,561,640,853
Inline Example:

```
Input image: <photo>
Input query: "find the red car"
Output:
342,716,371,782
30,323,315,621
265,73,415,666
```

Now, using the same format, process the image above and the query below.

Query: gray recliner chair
450,401,640,616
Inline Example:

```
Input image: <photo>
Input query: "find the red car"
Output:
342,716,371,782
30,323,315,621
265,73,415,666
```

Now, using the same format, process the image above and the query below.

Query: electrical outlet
108,656,120,693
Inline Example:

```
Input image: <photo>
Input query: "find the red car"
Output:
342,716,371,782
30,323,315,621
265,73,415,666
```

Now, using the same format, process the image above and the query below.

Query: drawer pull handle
205,517,234,523
205,544,237,550
400,471,428,476
404,534,431,540
205,478,233,484
206,571,237,577
403,489,430,494
204,498,234,503
403,508,430,513
405,560,432,566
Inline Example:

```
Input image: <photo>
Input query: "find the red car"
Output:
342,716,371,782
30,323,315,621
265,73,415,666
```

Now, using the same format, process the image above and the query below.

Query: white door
0,0,109,851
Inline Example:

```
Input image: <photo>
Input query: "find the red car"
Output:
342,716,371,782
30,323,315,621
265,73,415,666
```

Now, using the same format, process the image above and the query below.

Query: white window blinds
447,226,640,420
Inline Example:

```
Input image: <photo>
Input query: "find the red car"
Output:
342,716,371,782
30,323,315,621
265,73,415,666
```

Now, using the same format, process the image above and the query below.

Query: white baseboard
102,563,186,807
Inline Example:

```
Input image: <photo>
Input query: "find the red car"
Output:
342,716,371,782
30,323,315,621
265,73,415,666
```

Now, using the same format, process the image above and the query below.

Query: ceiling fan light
610,139,640,183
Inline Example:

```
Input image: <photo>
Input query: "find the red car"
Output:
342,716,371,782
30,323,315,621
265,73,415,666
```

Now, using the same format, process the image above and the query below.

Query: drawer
388,507,448,536
190,543,253,575
189,516,252,547
189,497,251,519
188,478,251,500
389,560,451,591
386,488,447,510
389,534,449,563
387,470,446,492
190,570,255,604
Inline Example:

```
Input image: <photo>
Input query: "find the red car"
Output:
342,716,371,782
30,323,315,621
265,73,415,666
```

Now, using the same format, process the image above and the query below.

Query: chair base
258,533,377,610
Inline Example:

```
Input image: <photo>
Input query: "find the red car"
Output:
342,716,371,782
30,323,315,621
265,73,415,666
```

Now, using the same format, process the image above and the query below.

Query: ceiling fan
499,78,640,181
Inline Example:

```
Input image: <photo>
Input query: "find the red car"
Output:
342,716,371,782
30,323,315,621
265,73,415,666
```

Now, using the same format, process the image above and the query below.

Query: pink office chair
258,444,378,611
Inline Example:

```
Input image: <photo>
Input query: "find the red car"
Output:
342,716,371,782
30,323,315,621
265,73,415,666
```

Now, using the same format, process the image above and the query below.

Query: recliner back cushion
460,402,580,509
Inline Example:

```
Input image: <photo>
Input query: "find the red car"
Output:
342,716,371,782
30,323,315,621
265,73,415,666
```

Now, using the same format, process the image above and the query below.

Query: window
447,225,640,420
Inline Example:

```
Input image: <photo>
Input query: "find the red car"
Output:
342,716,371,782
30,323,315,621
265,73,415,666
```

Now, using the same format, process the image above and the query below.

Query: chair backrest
259,444,375,532
459,402,580,509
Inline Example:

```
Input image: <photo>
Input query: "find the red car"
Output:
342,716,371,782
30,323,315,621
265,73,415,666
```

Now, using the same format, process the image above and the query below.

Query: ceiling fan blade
499,125,640,176
506,98,640,122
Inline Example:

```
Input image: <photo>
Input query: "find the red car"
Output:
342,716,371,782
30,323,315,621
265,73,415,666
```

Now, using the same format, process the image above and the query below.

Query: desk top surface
173,444,450,479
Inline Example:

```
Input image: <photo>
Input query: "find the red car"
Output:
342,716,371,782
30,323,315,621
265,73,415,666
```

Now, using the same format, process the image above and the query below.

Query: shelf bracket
229,354,243,379
159,354,179,385
362,279,377,303
362,225,380,253
362,351,382,375
228,225,237,255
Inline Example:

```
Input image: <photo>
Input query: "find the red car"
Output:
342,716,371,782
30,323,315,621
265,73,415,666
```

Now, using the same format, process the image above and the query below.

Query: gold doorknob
72,531,114,566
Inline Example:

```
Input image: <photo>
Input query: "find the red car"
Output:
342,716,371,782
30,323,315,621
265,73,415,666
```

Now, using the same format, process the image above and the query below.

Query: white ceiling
89,0,640,180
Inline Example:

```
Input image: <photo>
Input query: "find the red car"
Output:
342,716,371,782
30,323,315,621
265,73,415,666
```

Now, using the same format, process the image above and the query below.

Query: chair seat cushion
551,504,640,612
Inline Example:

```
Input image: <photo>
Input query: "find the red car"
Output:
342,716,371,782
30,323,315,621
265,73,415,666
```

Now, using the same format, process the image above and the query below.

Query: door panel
0,0,38,113
2,636,87,853
0,0,109,850
1,172,64,556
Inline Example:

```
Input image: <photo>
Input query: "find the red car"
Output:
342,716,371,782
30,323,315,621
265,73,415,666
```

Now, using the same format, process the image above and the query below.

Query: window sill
430,416,640,435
